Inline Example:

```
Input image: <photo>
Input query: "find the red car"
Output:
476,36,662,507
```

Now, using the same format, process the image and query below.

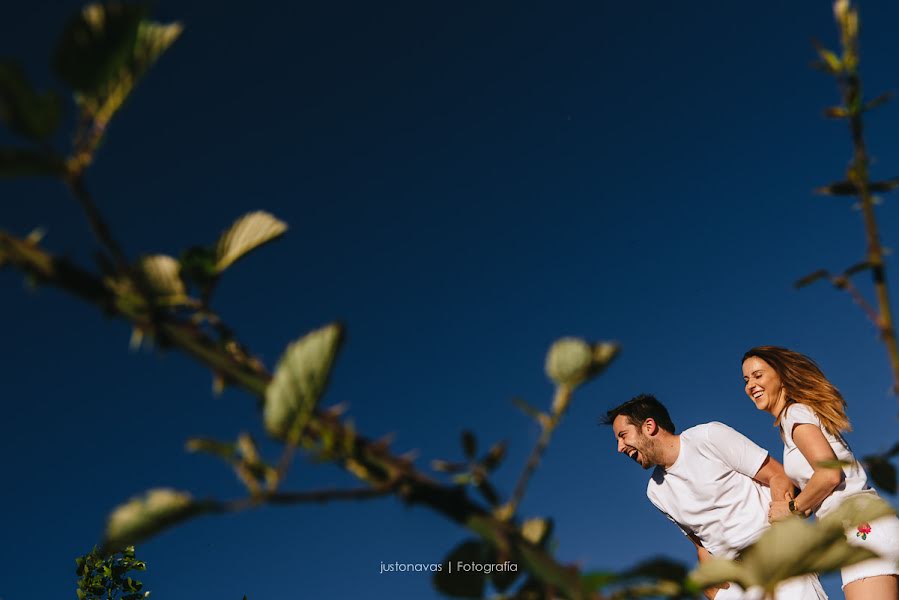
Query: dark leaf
476,480,500,506
481,440,508,472
794,269,829,289
0,61,62,141
864,92,893,112
0,148,66,178
843,261,872,277
863,456,897,494
433,540,488,598
54,3,145,95
489,549,521,592
513,577,547,600
815,180,858,196
621,556,689,583
816,177,899,196
461,430,477,459
870,177,899,193
886,442,899,458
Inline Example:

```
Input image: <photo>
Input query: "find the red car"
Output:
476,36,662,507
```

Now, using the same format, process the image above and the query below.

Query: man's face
612,414,655,470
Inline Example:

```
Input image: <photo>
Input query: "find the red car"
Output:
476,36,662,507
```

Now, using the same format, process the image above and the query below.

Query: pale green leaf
215,211,288,272
545,337,620,388
264,323,344,438
102,488,218,552
521,517,553,547
136,254,187,302
133,21,183,75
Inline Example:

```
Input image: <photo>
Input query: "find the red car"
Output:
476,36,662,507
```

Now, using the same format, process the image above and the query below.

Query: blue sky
2,1,899,599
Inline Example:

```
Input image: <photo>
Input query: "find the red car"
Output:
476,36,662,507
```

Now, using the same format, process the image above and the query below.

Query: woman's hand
768,499,792,522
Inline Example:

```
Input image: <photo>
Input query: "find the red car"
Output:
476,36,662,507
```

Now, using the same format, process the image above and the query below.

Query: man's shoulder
685,421,740,442
646,465,667,496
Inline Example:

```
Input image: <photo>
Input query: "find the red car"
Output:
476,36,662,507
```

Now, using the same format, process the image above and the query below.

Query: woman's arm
768,423,843,520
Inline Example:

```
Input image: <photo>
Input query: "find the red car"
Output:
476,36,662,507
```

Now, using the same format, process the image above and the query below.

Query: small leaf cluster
1,2,182,177
432,430,507,506
75,546,149,600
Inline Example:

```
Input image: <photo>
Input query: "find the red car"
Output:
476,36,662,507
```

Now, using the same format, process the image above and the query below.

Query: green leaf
544,337,619,389
215,211,288,273
621,556,688,582
0,61,62,141
433,540,488,598
179,246,218,287
461,430,477,459
264,323,344,438
102,488,219,552
0,148,66,178
54,3,146,95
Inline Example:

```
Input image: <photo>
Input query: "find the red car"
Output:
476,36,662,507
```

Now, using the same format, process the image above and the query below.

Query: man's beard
635,435,659,469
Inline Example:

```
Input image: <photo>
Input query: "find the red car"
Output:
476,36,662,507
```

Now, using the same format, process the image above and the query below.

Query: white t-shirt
780,403,874,518
647,422,771,558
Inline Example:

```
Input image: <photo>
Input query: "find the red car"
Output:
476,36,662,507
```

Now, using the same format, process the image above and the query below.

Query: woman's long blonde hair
741,346,851,437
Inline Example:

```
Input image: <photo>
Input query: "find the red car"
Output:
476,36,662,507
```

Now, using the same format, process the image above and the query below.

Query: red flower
856,523,871,540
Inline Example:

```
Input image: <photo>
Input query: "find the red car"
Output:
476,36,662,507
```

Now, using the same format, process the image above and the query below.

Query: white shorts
714,573,827,599
840,512,899,588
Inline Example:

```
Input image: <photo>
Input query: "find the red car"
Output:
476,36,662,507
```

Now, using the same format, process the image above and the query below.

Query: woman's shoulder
782,402,820,425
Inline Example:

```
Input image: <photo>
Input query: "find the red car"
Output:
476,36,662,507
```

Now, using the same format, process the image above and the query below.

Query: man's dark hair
600,393,676,434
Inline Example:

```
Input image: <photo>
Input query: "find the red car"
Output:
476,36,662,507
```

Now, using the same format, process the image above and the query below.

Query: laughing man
602,393,827,600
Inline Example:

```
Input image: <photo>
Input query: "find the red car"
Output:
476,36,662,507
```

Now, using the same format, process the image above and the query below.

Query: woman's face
742,356,786,416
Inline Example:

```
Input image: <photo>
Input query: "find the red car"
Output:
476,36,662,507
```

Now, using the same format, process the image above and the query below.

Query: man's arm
752,455,797,503
687,533,729,600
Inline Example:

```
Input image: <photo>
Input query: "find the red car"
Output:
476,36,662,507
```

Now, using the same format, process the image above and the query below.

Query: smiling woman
740,346,899,600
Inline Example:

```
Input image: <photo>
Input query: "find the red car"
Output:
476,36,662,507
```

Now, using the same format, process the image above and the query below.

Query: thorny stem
506,385,572,517
66,170,129,271
833,276,881,326
834,5,899,395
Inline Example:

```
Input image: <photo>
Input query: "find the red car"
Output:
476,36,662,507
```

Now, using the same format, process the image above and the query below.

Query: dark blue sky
2,1,899,599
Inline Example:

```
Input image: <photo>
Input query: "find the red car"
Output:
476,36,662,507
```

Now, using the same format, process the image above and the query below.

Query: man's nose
617,439,625,453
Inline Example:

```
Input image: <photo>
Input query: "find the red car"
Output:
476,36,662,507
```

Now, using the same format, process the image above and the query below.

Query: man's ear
643,418,659,436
